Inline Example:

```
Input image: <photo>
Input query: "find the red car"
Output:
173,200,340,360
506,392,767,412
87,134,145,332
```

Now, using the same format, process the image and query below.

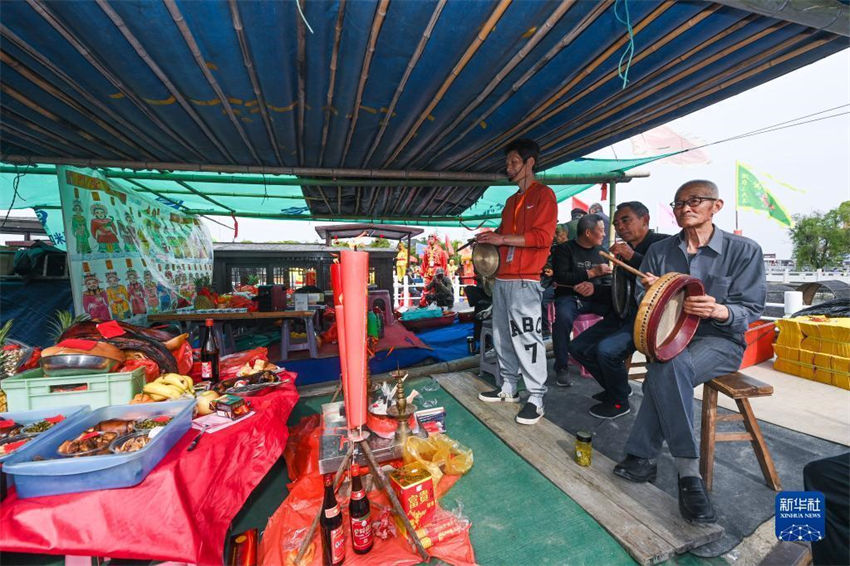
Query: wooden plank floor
435,371,723,566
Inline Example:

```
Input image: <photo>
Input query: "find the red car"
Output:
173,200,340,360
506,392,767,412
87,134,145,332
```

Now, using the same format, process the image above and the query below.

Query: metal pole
608,182,617,248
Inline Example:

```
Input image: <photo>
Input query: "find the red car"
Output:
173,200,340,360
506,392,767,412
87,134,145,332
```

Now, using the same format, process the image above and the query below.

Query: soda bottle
200,318,220,382
349,463,373,554
320,473,345,566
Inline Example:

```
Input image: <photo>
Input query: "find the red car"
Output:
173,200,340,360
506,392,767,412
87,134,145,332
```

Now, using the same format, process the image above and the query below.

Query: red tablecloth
0,384,299,565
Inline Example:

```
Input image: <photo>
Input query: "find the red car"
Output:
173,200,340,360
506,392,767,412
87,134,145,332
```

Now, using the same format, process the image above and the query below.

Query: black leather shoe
678,476,717,523
613,455,657,483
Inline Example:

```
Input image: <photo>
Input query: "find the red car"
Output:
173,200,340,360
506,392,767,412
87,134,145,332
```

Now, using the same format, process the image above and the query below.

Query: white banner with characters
57,166,213,322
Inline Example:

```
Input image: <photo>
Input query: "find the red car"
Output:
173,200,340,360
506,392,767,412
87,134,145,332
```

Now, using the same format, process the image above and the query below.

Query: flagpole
734,161,740,233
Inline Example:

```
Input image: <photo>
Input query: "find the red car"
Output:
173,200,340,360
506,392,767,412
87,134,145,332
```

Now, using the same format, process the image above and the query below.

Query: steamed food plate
21,420,56,435
111,431,153,453
0,419,23,439
0,435,32,455
58,429,119,457
134,416,172,430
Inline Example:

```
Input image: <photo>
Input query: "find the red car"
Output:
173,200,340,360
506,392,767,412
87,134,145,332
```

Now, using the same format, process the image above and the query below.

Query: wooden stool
625,351,648,380
699,372,781,491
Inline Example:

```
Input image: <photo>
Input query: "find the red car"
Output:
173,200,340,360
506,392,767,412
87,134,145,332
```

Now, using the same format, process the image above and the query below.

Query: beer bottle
320,473,345,566
349,463,373,554
200,318,220,383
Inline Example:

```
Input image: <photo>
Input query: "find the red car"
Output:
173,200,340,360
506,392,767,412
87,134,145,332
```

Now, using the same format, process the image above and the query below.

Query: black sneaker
554,369,573,387
478,389,520,403
594,390,633,402
515,402,544,425
589,401,630,419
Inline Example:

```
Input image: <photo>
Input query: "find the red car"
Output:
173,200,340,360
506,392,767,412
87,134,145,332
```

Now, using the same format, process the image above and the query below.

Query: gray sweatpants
492,279,547,408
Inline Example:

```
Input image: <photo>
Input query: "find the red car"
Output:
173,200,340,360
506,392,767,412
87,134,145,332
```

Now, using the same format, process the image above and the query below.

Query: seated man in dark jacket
551,214,611,386
569,201,669,419
424,268,454,308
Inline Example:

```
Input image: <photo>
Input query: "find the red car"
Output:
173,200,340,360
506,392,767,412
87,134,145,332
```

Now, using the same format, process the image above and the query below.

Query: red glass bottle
200,318,220,382
320,473,345,566
349,463,373,554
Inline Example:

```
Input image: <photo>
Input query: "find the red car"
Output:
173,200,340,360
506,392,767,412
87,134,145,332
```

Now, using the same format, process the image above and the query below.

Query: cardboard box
389,462,435,529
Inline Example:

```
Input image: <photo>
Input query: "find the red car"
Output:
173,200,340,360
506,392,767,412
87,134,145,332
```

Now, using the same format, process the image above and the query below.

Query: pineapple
48,310,91,344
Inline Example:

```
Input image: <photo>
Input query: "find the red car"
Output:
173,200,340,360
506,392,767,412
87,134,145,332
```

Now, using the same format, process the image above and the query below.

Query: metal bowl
40,354,122,376
472,243,500,277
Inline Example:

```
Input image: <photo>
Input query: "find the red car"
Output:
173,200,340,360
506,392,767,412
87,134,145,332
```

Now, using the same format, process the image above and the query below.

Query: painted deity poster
57,166,213,323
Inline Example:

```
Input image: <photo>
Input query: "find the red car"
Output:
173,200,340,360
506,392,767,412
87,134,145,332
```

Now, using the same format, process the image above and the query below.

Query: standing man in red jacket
476,139,558,425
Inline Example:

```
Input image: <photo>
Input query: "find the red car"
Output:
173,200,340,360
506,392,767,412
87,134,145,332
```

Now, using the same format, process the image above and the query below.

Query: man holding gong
476,138,558,426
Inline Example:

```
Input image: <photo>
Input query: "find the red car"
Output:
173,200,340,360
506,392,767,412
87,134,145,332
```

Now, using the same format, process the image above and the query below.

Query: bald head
676,180,719,200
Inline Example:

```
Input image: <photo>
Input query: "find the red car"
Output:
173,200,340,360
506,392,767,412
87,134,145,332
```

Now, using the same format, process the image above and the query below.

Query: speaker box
257,284,287,311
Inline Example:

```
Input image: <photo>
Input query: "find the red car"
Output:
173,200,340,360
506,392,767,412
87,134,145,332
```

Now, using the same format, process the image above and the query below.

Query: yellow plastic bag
403,433,474,484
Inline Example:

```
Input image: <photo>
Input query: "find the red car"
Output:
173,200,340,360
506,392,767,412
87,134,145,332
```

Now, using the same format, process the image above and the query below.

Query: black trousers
804,452,850,566
464,285,491,341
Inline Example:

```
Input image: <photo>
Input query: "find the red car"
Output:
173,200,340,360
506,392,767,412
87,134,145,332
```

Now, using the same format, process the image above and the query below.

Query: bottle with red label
349,463,373,554
200,318,219,382
320,473,345,566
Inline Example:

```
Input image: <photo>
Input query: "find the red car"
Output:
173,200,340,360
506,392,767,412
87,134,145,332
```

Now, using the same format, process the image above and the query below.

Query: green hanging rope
615,0,635,89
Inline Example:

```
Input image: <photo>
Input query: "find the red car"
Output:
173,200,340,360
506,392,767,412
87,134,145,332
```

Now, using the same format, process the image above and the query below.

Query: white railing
393,275,466,310
765,268,850,284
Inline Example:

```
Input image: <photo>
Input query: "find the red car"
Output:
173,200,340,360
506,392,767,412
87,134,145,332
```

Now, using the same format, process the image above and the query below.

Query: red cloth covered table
0,384,299,565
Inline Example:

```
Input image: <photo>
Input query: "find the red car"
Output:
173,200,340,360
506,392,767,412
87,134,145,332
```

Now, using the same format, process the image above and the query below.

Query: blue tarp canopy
1,1,847,221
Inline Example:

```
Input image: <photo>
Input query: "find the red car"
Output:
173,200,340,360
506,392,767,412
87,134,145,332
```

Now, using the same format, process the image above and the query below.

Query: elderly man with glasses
613,180,766,524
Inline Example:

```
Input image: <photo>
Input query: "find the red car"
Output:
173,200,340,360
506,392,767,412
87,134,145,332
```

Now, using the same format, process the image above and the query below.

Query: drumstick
599,250,648,280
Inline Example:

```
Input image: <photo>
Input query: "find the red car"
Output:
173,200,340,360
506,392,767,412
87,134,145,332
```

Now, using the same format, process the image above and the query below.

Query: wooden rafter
382,0,512,168
163,0,261,164
421,0,612,169
228,0,284,166
25,0,206,161
94,0,236,162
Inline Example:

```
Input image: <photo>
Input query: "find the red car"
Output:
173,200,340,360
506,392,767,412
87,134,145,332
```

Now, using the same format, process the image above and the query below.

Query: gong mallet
599,250,648,280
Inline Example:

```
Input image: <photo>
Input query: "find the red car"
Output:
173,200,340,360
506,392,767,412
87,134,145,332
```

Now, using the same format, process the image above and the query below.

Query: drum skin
472,243,500,278
611,265,634,319
633,272,705,362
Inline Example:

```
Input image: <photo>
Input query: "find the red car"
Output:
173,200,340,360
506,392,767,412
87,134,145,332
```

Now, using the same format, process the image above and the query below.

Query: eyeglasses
669,196,717,209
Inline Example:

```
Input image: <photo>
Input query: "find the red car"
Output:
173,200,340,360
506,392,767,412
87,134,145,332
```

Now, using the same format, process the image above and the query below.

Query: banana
161,374,190,394
143,381,183,399
176,374,195,393
147,392,168,402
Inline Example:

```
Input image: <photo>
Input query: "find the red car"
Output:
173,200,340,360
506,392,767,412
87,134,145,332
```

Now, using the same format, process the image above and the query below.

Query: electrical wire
692,109,850,152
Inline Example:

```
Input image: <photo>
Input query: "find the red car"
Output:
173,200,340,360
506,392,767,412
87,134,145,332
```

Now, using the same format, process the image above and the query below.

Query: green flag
736,162,794,227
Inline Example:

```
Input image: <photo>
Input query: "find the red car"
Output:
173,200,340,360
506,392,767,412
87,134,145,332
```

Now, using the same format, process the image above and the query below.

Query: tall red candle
331,262,349,403
340,249,369,429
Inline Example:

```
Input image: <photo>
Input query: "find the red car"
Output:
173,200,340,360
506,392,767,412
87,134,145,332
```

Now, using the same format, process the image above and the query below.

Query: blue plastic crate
3,399,194,498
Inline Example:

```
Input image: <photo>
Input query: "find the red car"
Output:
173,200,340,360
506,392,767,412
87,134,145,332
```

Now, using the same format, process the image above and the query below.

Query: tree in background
789,201,850,270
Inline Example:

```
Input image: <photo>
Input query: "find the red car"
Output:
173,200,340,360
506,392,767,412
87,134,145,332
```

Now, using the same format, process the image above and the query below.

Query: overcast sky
201,50,850,259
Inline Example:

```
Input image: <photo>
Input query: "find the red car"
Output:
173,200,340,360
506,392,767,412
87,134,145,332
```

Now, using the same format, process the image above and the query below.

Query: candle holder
386,369,415,442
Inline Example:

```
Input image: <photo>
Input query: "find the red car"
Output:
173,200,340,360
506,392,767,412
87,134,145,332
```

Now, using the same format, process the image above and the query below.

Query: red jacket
496,181,558,280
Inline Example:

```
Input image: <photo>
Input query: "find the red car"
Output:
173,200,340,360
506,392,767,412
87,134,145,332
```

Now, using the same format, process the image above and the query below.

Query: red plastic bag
174,341,193,375
119,358,161,382
219,347,269,379
17,347,41,372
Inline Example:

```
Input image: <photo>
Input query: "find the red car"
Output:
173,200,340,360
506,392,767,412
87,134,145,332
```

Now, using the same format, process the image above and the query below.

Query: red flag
600,183,608,201
444,234,454,255
571,196,589,212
